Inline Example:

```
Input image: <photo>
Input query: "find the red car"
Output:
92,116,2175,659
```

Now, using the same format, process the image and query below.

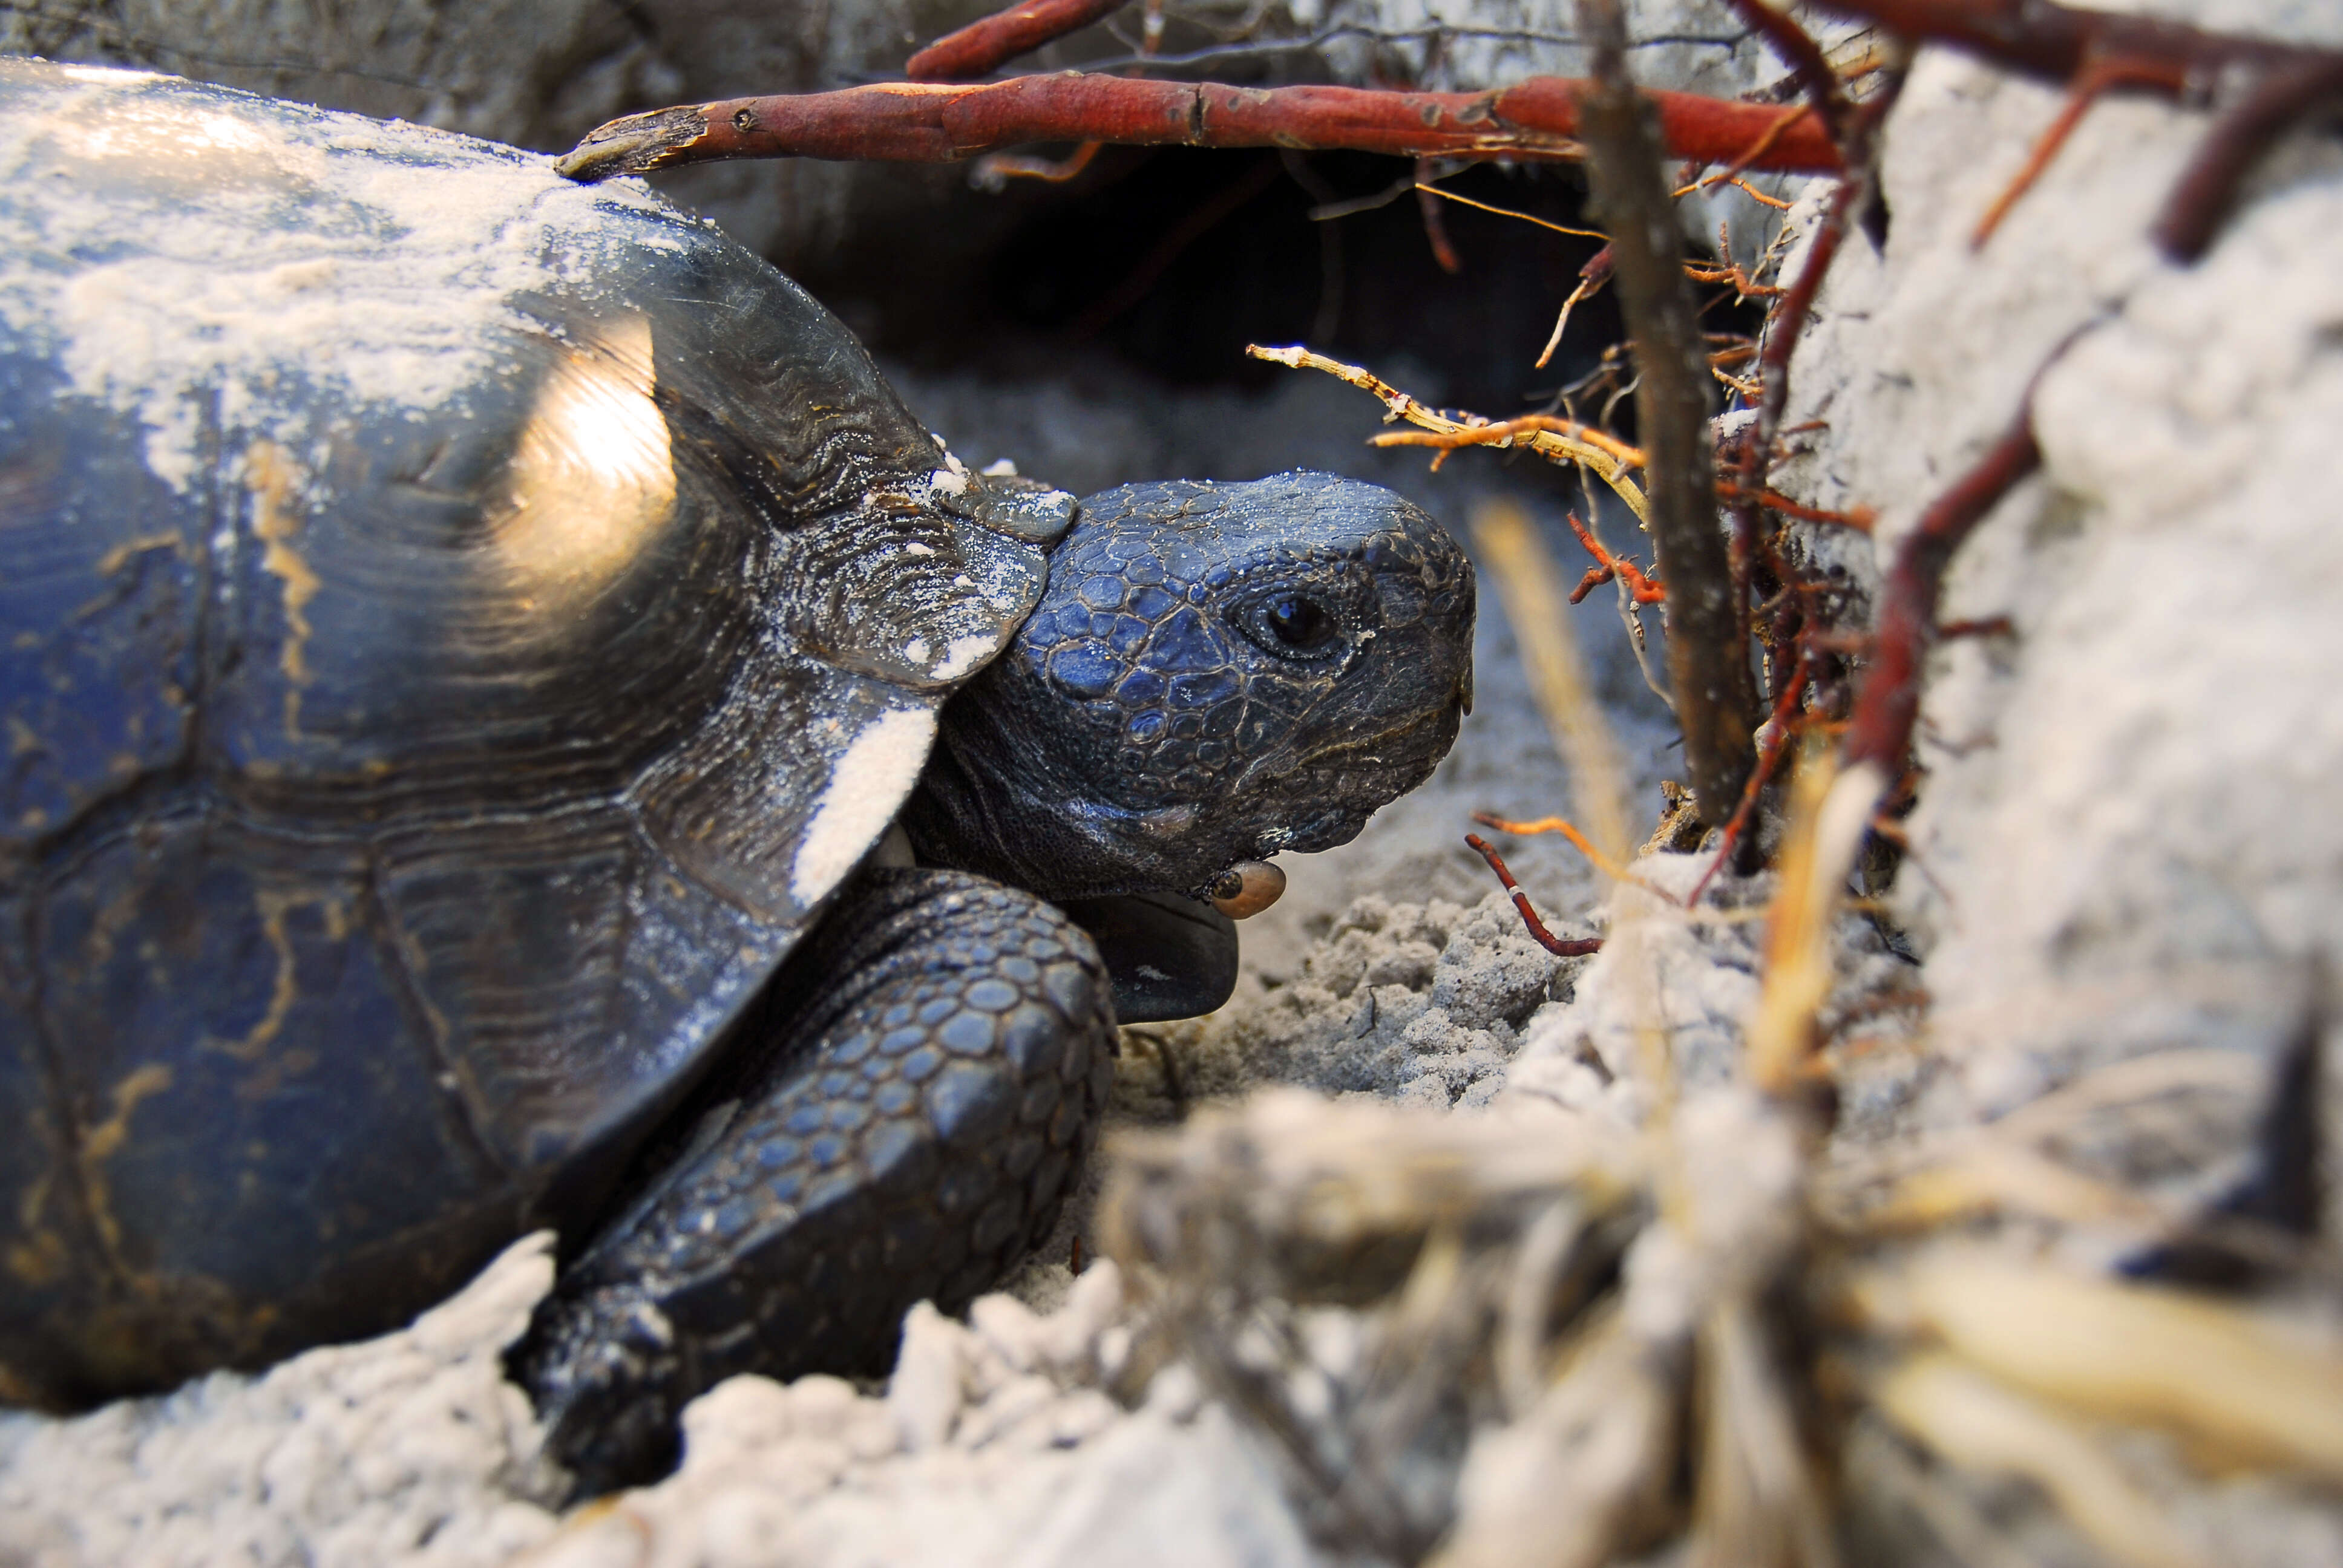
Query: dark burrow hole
797,145,1769,449
798,148,1622,420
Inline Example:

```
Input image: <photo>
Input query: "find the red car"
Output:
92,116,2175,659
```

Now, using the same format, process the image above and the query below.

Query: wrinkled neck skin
902,474,1475,905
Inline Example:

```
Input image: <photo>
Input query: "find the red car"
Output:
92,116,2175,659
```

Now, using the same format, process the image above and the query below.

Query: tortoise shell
0,58,1070,1405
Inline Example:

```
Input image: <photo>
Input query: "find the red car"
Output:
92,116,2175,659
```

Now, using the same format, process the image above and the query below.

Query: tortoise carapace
0,59,1473,1492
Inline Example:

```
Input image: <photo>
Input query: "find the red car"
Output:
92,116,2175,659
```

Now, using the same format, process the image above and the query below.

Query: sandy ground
8,1,2343,1564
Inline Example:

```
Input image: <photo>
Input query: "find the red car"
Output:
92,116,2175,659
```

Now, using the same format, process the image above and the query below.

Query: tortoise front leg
510,868,1117,1497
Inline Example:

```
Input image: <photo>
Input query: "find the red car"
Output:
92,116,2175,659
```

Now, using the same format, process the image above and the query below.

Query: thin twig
1575,0,1758,828
1840,412,2042,776
1715,481,1875,531
1466,835,1605,957
1412,181,1610,241
1374,416,1644,471
1970,57,2187,247
1472,814,1651,889
1671,103,1814,194
1723,0,1853,142
1566,512,1666,605
907,0,1127,81
557,74,1843,181
2154,54,2343,262
1686,659,1810,906
1250,345,1650,521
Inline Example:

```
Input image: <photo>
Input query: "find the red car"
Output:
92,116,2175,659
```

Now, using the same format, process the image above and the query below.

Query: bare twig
1567,511,1666,606
1250,345,1651,522
1467,835,1604,957
1810,0,2343,263
1722,0,1853,142
1686,659,1809,906
557,74,1843,181
1574,0,1758,828
1840,411,2040,777
2154,54,2343,261
907,0,1127,81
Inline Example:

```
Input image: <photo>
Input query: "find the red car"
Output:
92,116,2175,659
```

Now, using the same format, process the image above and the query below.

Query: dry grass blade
1862,1250,2343,1480
1866,1145,2175,1233
1434,1315,1683,1568
1692,1296,1838,1568
1873,1354,2212,1568
1469,500,1636,867
1102,1091,1643,1293
1744,750,1884,1096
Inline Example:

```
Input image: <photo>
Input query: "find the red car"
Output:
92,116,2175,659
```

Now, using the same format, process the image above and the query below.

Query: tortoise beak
1056,890,1239,1022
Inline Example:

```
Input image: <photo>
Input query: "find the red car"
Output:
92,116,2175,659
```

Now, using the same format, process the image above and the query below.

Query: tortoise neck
899,688,1204,903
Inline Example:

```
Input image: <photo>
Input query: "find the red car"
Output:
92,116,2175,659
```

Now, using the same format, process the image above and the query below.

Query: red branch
1567,512,1665,605
1715,481,1873,531
2154,54,2343,261
1465,834,1603,958
1810,0,2313,83
909,0,1127,81
1686,658,1809,906
1840,412,2041,775
555,75,1843,181
1723,0,1851,142
1812,1,2343,264
1969,57,2186,247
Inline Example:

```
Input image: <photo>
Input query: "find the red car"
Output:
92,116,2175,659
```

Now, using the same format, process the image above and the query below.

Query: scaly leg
511,869,1116,1494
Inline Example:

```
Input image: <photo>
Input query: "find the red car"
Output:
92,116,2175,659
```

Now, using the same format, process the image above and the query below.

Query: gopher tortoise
0,60,1474,1489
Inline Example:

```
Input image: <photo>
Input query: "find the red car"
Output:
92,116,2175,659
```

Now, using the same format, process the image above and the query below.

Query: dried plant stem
1742,746,1875,1095
1574,0,1758,828
1248,345,1650,523
1866,1252,2343,1482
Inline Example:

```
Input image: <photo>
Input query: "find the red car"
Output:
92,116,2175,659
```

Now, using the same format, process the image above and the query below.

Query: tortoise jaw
1054,890,1237,1022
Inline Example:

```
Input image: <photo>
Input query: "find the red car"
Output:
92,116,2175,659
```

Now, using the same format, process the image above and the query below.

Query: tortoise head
903,472,1475,906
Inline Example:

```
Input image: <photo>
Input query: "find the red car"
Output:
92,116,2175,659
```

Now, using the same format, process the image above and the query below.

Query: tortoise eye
1236,592,1342,659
